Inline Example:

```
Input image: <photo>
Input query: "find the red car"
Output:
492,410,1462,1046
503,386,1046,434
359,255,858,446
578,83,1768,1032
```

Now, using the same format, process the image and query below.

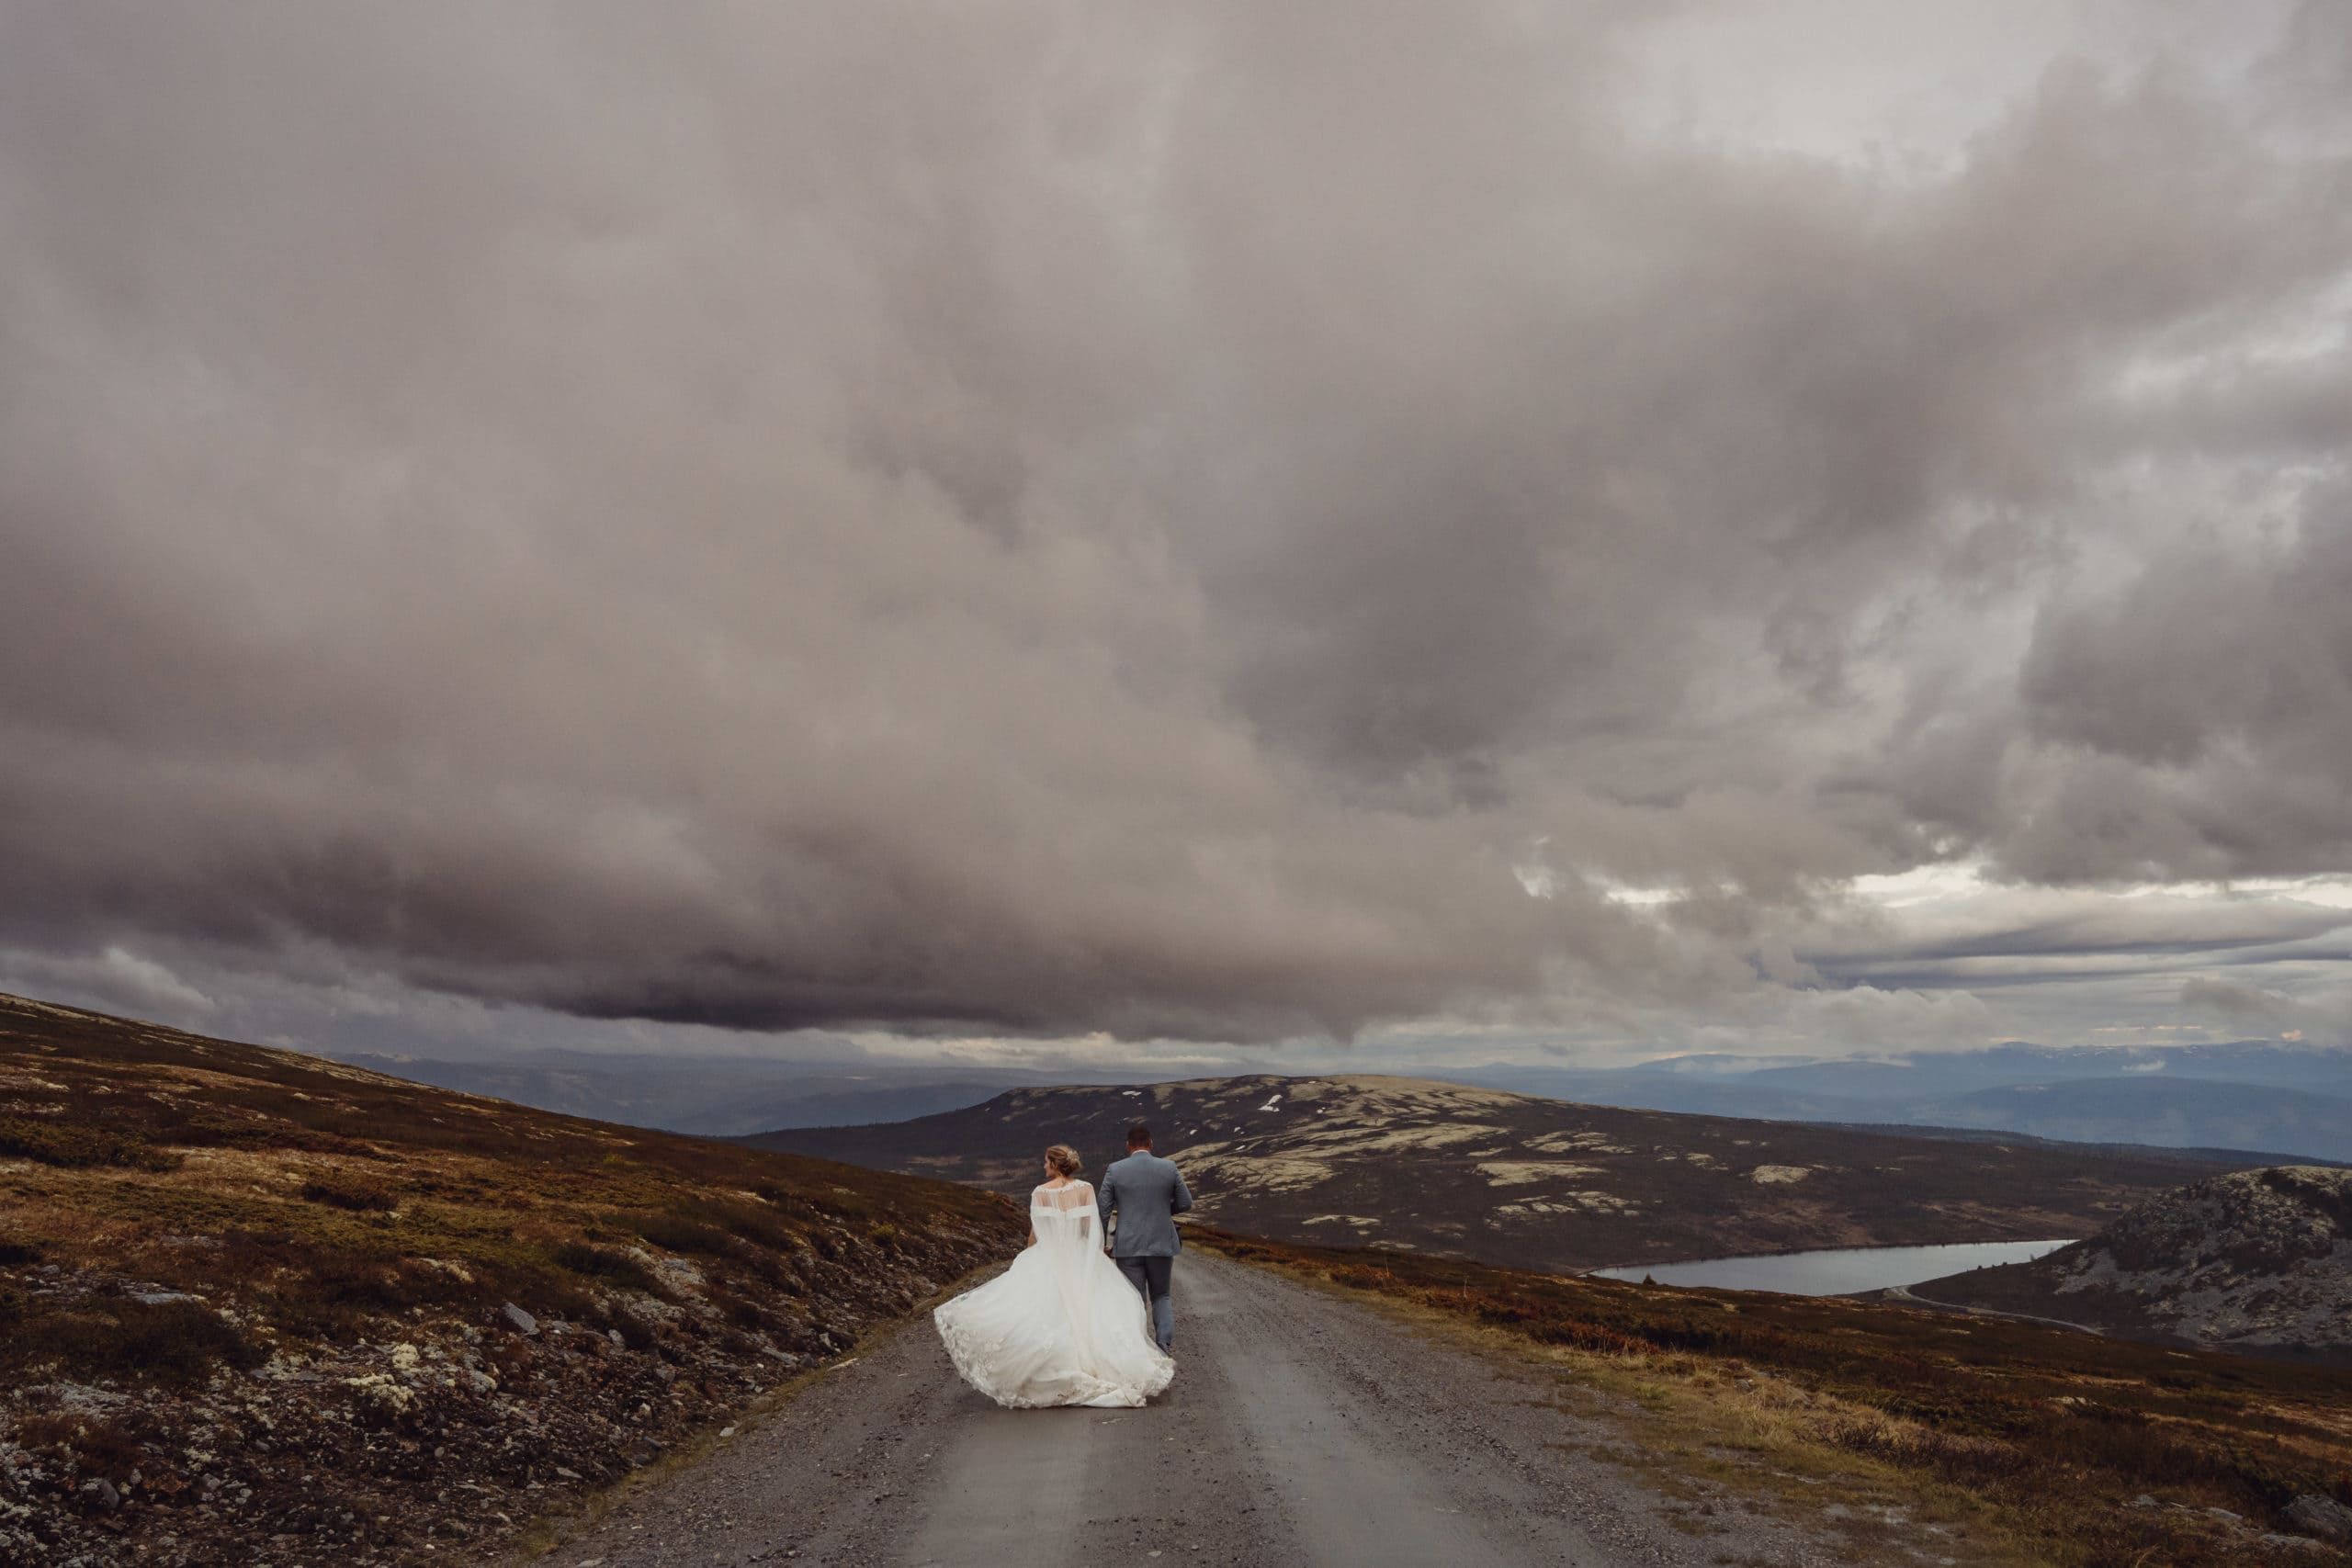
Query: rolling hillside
0,991,1024,1567
747,1074,2267,1274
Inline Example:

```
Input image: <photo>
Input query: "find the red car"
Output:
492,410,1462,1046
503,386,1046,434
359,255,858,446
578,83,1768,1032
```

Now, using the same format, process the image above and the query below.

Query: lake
1590,1238,2075,1296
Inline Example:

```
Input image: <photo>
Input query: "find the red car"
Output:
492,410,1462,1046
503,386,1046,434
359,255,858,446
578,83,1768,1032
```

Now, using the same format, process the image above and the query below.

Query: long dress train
933,1179,1176,1409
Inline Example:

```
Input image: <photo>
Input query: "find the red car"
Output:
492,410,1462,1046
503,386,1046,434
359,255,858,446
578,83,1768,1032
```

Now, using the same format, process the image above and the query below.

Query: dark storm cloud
2001,493,2352,882
1,1,2348,1046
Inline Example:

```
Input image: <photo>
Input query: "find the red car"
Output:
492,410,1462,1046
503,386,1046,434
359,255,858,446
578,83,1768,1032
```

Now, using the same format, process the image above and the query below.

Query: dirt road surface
536,1250,1835,1568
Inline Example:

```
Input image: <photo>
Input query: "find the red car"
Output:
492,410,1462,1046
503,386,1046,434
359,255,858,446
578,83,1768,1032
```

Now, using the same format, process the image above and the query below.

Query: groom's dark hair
1125,1122,1152,1150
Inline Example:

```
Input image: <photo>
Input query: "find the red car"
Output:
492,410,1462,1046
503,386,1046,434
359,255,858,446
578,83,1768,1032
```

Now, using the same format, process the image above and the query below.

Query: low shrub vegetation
298,1175,399,1212
0,1114,183,1172
1,1295,267,1387
552,1239,662,1292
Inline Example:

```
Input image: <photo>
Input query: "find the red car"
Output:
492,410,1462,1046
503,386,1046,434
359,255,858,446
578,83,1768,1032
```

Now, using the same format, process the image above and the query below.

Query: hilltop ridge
749,1072,2265,1275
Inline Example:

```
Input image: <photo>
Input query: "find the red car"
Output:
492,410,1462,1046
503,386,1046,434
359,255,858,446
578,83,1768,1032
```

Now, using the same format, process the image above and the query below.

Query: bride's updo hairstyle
1044,1145,1083,1179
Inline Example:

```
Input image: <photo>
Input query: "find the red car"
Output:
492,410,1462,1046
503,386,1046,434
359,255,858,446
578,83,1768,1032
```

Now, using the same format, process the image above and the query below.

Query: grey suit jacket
1099,1150,1193,1258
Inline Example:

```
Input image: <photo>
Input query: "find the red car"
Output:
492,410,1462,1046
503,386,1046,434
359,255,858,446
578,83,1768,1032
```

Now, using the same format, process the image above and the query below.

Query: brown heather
0,991,1024,1567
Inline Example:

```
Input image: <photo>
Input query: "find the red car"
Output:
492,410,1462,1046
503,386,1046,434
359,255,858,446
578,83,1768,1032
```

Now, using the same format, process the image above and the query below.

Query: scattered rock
79,1478,120,1512
2263,1532,2335,1554
2286,1494,2352,1544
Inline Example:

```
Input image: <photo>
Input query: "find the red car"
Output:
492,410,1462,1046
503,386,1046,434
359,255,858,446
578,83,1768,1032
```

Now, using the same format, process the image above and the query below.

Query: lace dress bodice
1031,1179,1098,1245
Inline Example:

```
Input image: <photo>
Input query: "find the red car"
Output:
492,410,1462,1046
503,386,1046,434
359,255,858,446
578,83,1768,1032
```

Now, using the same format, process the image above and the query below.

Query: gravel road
535,1250,1835,1568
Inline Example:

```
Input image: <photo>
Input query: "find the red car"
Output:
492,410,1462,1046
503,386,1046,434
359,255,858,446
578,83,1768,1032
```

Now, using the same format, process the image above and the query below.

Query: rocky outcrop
1920,1166,2352,1359
2288,1493,2352,1545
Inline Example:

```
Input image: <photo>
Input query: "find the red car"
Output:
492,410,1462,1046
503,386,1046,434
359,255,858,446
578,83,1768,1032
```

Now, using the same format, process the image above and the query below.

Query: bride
933,1145,1176,1408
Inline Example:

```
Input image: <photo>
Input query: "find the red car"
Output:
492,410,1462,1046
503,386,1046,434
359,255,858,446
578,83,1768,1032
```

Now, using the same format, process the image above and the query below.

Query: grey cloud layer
2,2,2347,1044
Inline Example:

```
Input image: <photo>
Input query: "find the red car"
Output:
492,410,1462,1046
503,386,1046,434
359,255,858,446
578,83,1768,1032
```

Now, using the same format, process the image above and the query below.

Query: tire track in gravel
533,1251,1838,1568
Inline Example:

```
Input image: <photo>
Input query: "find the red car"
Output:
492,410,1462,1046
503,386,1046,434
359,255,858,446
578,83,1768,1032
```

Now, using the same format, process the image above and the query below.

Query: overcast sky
2,1,2347,1071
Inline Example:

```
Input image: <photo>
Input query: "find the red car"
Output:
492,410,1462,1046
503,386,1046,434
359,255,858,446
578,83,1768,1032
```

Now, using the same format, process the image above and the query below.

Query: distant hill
1916,1166,2352,1361
746,1074,2273,1275
0,991,1023,1567
1434,1041,2352,1164
333,1038,2352,1158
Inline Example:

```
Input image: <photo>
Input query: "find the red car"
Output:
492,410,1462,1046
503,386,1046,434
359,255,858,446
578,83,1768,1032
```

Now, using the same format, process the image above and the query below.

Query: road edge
499,1258,1010,1563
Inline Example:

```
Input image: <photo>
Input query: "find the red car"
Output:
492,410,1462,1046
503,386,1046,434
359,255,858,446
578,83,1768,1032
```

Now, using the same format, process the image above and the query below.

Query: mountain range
1428,1040,2352,1163
322,1039,2352,1167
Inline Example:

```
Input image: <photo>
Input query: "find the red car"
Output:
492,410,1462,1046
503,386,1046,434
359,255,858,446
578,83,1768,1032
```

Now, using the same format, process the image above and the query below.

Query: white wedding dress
933,1179,1176,1408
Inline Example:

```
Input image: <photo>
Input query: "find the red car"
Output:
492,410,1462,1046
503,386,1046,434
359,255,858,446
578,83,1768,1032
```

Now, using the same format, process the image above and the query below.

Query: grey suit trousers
1116,1255,1175,1351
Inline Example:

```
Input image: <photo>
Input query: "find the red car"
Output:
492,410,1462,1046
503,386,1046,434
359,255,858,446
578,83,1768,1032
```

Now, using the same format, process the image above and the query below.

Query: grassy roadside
1194,1228,2352,1568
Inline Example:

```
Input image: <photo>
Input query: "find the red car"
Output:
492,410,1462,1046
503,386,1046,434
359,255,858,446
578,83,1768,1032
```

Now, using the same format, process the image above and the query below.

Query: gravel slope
532,1251,1836,1568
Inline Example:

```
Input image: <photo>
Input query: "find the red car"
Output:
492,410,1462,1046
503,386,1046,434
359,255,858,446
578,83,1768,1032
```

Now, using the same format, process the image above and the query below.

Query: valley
13,993,2350,1567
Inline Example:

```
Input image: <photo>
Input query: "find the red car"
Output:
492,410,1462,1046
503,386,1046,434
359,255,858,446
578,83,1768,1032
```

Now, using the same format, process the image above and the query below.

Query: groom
1100,1122,1192,1352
